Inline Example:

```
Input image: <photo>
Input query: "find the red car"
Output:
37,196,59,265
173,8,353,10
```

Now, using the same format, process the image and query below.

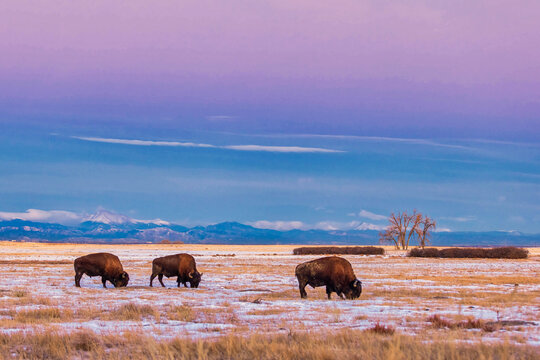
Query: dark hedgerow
408,247,528,259
293,246,385,255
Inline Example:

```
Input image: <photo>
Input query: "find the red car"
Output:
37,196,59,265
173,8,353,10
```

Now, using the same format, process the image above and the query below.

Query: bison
150,253,202,288
295,256,362,300
74,253,129,288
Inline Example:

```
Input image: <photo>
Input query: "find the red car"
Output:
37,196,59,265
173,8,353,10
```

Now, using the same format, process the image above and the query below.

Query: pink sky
1,1,539,137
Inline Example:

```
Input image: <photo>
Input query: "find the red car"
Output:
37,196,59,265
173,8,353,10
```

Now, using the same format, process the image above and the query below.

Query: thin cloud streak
0,209,81,224
224,144,342,153
357,209,387,221
73,137,215,148
246,133,473,151
72,136,343,153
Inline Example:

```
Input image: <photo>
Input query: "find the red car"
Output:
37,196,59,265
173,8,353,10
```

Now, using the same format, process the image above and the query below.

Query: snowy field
0,242,539,346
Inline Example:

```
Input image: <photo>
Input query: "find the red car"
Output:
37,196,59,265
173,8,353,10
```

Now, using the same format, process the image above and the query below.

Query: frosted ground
0,242,538,346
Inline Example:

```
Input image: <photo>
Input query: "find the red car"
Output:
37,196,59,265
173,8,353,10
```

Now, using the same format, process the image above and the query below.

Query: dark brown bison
295,256,362,300
150,253,202,288
74,253,129,288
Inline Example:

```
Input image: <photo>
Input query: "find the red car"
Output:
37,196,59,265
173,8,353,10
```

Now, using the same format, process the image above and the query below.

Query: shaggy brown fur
295,256,361,300
74,253,129,288
150,253,202,288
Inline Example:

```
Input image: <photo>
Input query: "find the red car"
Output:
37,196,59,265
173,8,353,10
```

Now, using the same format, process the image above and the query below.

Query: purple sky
1,1,539,138
1,2,540,232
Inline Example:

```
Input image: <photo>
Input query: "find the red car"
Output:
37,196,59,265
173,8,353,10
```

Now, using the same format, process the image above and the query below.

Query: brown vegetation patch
11,289,27,298
367,322,396,335
13,308,72,323
0,330,539,360
108,303,160,321
427,315,499,332
168,305,195,322
246,308,285,316
409,247,529,259
293,246,385,255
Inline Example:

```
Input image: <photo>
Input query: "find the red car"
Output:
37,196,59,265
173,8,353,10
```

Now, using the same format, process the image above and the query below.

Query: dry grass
246,308,286,316
427,314,500,332
168,305,195,322
107,303,160,321
0,241,538,352
0,329,538,360
367,322,396,335
11,289,27,298
383,273,540,286
0,260,73,265
13,308,72,323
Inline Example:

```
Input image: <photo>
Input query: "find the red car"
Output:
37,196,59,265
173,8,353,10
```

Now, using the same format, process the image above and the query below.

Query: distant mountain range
0,210,538,246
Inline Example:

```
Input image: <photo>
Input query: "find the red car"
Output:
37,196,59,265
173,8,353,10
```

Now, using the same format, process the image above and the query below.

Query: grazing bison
295,256,362,300
150,253,202,288
74,253,129,288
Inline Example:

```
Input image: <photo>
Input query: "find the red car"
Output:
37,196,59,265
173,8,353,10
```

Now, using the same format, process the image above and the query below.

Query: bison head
188,271,202,288
344,279,362,299
113,272,130,287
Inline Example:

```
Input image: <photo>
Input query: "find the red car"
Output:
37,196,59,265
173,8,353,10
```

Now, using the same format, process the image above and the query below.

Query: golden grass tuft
366,322,396,335
427,314,500,333
0,329,538,360
246,308,285,316
168,305,195,322
11,289,27,298
108,303,160,321
14,308,72,323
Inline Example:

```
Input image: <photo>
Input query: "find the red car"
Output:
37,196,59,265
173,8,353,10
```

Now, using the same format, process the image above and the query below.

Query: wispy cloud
73,137,215,148
440,216,476,222
0,209,82,224
434,227,452,232
357,209,387,221
72,136,343,153
249,219,387,231
206,115,236,121
246,133,473,150
249,220,306,231
464,138,540,148
224,145,342,153
0,208,169,226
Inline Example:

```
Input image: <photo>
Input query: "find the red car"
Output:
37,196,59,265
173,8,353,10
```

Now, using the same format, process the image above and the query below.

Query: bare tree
405,210,422,249
416,216,436,248
379,226,400,249
379,210,424,250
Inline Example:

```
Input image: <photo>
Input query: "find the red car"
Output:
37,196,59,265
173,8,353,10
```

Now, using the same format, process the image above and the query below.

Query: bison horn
188,271,194,279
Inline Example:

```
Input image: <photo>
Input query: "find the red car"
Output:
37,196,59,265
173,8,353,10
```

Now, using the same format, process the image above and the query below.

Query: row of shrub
293,246,385,255
408,246,528,259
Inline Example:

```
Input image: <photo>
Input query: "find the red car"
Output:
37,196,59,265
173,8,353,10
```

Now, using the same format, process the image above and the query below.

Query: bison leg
297,279,308,299
101,277,108,288
326,286,333,300
149,273,157,287
75,272,83,287
158,274,165,287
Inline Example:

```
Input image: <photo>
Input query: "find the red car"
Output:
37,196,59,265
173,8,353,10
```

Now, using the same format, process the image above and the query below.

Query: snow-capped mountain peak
84,209,170,226
354,222,387,231
84,210,133,224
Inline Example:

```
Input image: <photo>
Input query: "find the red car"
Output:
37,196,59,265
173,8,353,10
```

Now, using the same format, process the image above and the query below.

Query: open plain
0,242,539,359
